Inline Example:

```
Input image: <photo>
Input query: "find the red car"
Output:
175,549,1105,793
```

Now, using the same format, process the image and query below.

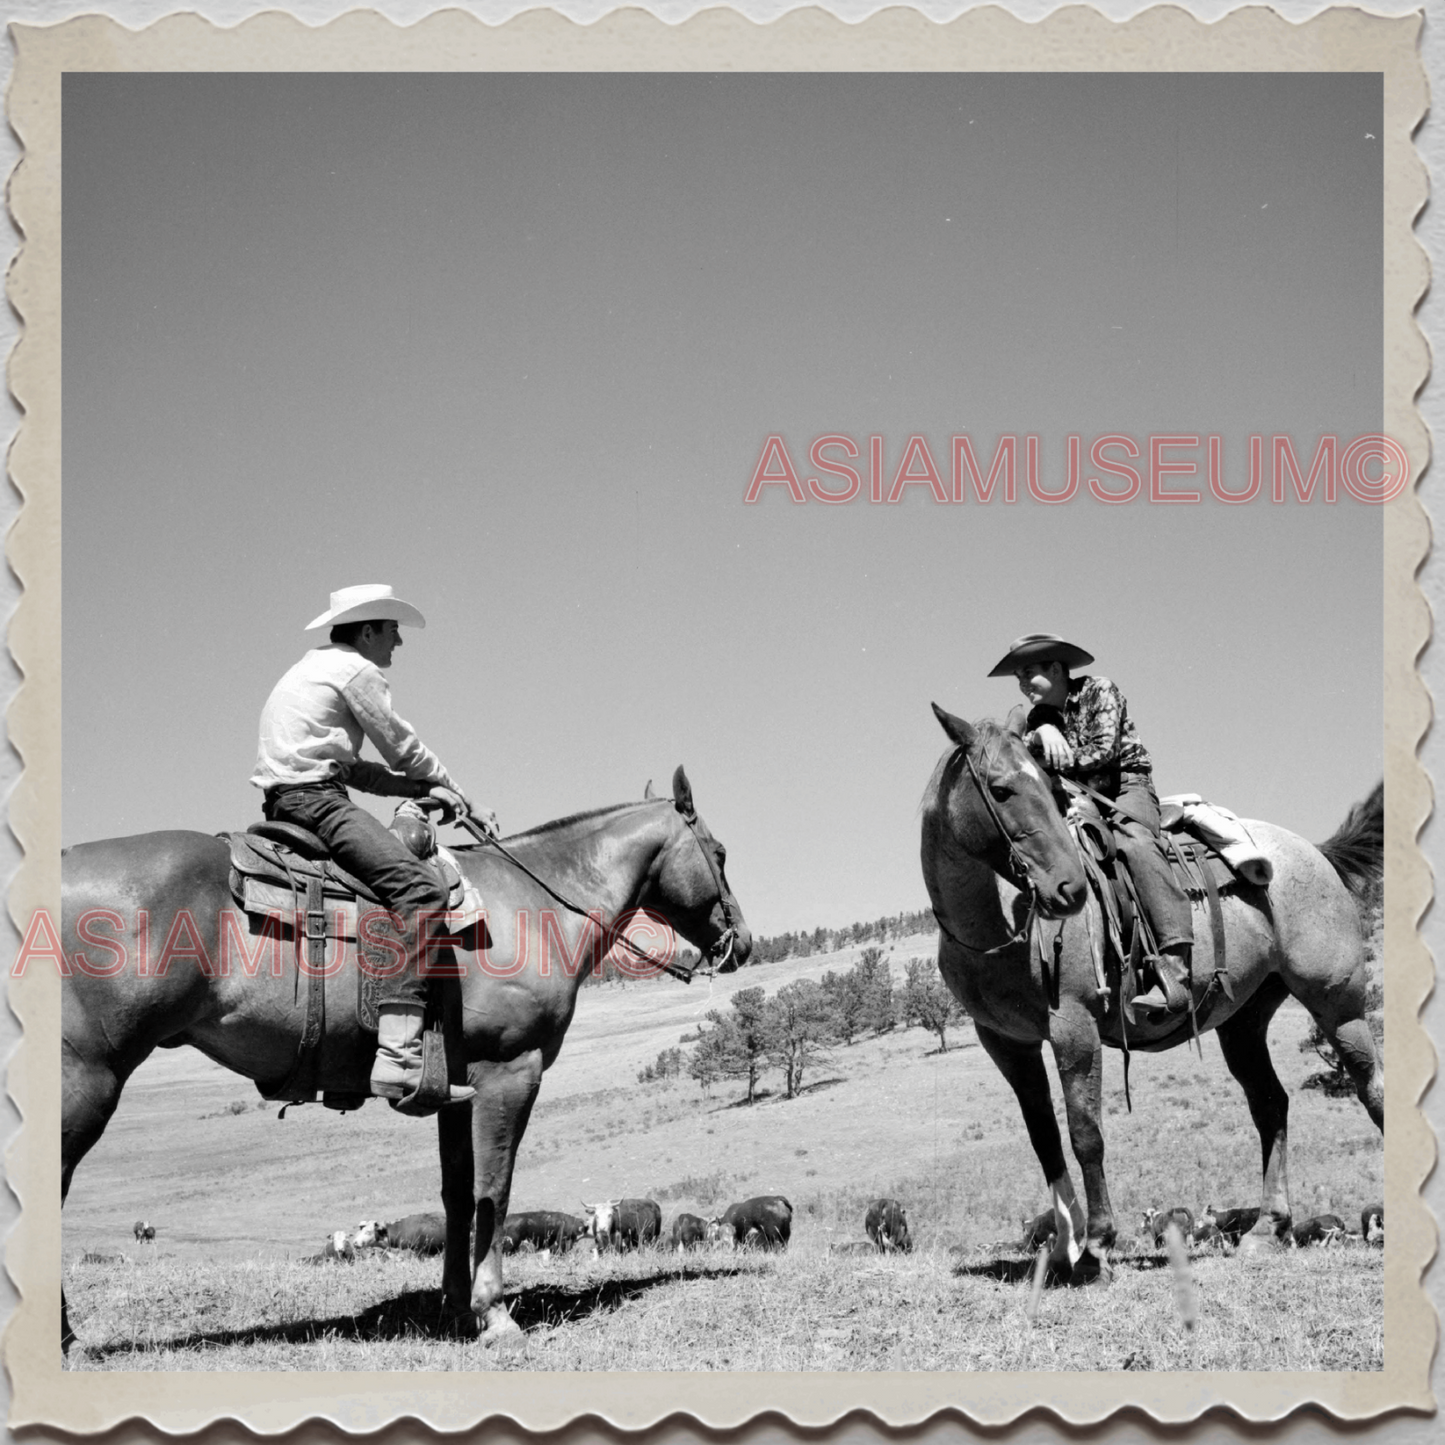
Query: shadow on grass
951,1252,1174,1285
81,1263,754,1357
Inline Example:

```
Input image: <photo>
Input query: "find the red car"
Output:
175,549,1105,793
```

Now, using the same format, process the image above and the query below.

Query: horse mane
494,799,658,845
919,718,1011,815
1317,781,1384,916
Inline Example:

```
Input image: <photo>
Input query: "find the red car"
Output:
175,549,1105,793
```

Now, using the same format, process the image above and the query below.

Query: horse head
926,703,1085,919
637,766,752,972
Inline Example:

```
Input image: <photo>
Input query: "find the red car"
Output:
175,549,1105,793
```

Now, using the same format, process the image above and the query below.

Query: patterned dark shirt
1024,674,1152,798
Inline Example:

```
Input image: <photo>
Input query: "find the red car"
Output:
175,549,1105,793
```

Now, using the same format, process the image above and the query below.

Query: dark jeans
264,780,446,1006
1110,773,1193,954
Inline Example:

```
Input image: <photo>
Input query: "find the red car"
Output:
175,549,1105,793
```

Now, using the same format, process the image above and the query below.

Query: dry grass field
62,936,1384,1370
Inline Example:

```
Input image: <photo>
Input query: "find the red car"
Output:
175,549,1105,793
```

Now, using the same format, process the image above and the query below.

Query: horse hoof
1067,1248,1113,1288
479,1306,523,1346
1236,1230,1284,1260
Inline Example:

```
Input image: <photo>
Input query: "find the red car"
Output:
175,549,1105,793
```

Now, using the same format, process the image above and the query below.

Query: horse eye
990,785,1011,803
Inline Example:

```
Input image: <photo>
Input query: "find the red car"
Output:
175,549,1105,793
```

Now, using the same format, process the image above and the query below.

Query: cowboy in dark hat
990,633,1192,1016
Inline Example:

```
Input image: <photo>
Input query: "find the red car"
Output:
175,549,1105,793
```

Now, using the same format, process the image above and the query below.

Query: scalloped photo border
3,4,1433,1434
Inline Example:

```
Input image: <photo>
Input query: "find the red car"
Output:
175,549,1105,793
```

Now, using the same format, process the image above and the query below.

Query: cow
1140,1207,1195,1246
670,1213,709,1252
864,1198,912,1254
584,1198,663,1254
1361,1204,1384,1246
1020,1209,1058,1251
304,1230,356,1264
1189,1219,1228,1250
502,1211,588,1255
1198,1204,1262,1245
353,1220,388,1250
708,1196,793,1250
1289,1213,1347,1248
132,1221,156,1244
382,1213,448,1255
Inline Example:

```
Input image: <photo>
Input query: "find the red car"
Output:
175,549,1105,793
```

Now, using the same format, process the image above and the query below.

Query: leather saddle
1060,795,1237,1029
228,821,472,918
222,820,480,1110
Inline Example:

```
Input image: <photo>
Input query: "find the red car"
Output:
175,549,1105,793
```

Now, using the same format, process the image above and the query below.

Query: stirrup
376,1027,475,1116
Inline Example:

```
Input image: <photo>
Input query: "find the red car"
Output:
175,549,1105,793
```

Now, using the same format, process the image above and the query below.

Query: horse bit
455,801,738,983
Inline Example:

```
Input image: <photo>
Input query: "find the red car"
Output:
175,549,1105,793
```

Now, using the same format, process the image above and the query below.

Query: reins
931,746,1039,956
451,800,735,984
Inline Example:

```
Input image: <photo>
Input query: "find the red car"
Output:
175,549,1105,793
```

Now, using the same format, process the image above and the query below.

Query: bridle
456,799,738,983
932,745,1040,956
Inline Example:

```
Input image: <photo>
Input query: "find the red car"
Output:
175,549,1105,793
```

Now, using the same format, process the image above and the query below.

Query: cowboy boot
370,1003,476,1109
1133,945,1191,1016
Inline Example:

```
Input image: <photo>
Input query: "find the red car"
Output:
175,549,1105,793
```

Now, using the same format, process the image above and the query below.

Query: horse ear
931,702,977,750
672,766,696,818
644,779,656,800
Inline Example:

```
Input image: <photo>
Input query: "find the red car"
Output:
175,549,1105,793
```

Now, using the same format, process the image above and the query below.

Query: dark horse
60,767,750,1347
920,705,1383,1283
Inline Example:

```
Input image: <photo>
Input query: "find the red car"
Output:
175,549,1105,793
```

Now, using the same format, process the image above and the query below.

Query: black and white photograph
1,1,1435,1435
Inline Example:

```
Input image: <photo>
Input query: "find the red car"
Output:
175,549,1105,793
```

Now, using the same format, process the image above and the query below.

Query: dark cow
502,1211,588,1255
1199,1204,1263,1245
1140,1207,1195,1246
585,1198,663,1253
864,1198,912,1254
1020,1209,1058,1251
1290,1213,1347,1248
1361,1204,1384,1246
1189,1220,1227,1250
383,1212,448,1255
132,1220,155,1244
670,1213,709,1252
709,1195,793,1250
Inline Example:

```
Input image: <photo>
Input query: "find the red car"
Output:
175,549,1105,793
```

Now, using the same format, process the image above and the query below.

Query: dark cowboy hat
987,633,1095,677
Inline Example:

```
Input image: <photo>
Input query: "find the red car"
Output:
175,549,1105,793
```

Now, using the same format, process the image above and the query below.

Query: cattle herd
1017,1202,1385,1254
107,1194,1384,1270
294,1194,925,1265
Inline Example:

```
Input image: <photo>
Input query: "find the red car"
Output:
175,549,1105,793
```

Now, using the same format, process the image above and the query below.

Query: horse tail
1317,781,1384,916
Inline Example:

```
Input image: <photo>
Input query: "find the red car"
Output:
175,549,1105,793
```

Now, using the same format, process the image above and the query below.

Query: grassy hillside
63,935,1384,1265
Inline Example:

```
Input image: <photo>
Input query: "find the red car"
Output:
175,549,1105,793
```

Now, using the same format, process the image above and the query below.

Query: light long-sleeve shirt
251,644,460,796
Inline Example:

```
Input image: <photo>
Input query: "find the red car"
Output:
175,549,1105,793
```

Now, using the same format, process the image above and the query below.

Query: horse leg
467,1050,545,1343
974,1023,1088,1282
61,1038,131,1352
436,1097,480,1330
1216,973,1293,1250
1050,1002,1116,1284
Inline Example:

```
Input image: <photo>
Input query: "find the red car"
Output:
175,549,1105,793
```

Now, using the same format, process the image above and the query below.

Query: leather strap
274,875,327,1105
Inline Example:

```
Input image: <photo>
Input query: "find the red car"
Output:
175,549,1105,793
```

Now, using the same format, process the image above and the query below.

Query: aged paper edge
3,3,1433,1434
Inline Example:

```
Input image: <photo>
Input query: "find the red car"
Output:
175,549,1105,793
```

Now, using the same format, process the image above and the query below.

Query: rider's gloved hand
471,806,500,839
1030,724,1075,772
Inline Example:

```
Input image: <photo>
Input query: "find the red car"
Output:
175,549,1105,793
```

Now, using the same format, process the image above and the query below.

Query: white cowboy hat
305,584,427,631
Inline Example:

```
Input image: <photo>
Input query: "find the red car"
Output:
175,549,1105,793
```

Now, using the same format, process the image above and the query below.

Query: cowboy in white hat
990,633,1193,1016
252,584,498,1110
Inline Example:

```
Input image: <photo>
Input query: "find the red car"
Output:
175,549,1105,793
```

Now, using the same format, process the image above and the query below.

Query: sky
62,71,1385,939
